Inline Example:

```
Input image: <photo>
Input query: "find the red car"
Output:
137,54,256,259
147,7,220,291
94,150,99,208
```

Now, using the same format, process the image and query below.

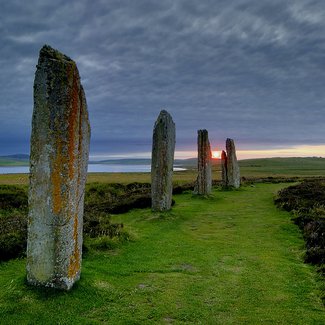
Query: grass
0,183,324,324
0,171,197,186
239,157,325,178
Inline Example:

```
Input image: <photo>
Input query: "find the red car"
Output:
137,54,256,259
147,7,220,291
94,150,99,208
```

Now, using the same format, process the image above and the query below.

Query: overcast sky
1,0,325,158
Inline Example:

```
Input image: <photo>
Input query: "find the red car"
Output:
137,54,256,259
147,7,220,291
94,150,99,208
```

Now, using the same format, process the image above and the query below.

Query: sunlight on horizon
90,145,325,161
212,150,221,159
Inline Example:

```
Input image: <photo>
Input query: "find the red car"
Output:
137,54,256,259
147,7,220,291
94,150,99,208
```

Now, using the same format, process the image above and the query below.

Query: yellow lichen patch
68,214,80,278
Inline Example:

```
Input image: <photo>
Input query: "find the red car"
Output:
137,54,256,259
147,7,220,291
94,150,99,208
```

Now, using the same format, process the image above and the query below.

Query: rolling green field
0,184,324,324
239,157,325,178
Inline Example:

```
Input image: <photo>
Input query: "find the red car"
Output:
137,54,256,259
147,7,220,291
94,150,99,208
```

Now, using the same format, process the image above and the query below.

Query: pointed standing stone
226,138,240,188
151,110,175,211
194,129,212,195
221,150,227,186
27,45,91,290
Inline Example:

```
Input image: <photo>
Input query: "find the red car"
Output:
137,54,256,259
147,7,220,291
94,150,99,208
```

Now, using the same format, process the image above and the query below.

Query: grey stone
221,150,227,186
194,129,212,195
27,45,91,290
226,138,240,188
151,110,175,211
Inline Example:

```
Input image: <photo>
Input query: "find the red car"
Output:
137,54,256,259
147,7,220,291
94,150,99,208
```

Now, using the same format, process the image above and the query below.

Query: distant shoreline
0,164,187,174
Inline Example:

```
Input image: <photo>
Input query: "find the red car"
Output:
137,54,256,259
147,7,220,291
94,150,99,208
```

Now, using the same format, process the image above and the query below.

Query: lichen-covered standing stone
226,138,240,188
151,110,175,211
221,150,227,186
27,45,90,290
194,129,212,195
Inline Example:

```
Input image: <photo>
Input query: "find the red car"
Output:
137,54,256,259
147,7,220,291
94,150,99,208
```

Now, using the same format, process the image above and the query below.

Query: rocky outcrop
194,129,212,195
27,45,90,290
225,138,240,188
151,110,175,211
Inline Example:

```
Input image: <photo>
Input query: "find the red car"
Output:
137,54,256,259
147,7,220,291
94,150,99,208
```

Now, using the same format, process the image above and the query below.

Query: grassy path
0,183,324,324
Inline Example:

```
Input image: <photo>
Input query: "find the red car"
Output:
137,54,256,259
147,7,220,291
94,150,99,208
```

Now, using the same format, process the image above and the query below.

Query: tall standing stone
194,129,212,195
151,110,175,211
226,138,240,188
221,150,227,186
27,45,90,290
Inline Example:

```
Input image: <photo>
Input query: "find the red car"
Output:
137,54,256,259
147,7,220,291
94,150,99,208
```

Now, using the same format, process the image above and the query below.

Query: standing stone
226,138,240,188
27,45,90,290
221,150,227,186
151,110,175,211
194,129,212,195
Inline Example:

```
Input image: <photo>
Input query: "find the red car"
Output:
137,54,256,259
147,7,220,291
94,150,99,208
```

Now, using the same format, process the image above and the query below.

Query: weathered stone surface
27,45,90,290
221,150,227,186
151,110,175,211
194,129,212,195
226,138,240,188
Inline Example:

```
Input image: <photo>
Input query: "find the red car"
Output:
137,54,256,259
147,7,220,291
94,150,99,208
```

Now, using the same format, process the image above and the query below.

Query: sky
1,0,325,159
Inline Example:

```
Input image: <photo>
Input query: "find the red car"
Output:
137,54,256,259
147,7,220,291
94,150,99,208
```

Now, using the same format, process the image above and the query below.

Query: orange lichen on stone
68,214,80,278
67,64,79,181
51,141,63,214
27,45,90,290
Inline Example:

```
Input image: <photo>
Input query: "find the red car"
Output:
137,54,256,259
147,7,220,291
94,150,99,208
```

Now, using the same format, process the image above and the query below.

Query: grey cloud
0,0,325,156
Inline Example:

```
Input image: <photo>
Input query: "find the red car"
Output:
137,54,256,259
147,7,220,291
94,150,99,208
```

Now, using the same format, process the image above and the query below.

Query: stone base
27,272,80,290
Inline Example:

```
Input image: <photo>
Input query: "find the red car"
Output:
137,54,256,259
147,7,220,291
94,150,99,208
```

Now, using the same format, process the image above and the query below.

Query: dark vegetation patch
84,182,151,215
275,180,325,271
0,182,192,261
173,183,194,194
0,185,28,210
0,213,27,261
0,185,28,261
241,176,301,184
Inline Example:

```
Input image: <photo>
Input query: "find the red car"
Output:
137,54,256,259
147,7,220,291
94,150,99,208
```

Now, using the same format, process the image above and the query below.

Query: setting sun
212,150,221,159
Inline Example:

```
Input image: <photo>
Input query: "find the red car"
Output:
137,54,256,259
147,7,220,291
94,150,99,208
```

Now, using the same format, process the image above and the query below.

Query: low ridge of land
0,154,29,166
1,157,325,186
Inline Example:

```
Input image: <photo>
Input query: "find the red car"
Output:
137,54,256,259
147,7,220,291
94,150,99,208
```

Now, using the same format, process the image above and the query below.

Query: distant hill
91,158,151,165
0,154,29,166
0,155,199,168
1,154,29,160
2,155,324,176
91,158,200,168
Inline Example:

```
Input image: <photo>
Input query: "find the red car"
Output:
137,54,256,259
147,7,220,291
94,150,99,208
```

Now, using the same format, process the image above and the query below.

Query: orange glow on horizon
212,150,221,159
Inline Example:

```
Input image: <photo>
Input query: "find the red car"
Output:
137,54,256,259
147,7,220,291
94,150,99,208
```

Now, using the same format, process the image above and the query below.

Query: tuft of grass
0,183,324,323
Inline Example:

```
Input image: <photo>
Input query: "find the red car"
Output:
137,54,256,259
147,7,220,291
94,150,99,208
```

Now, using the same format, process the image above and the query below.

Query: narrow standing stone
226,138,240,188
221,150,227,186
194,129,212,195
151,110,175,211
27,45,91,290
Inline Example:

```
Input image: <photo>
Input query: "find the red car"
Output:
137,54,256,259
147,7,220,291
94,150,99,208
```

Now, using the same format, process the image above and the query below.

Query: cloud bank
1,0,325,156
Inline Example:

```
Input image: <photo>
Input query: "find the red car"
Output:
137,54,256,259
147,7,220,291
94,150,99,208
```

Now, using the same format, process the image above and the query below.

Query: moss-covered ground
0,183,324,324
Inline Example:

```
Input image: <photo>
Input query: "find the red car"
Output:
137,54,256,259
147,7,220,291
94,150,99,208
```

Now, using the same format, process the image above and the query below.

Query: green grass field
0,184,324,324
239,157,325,178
